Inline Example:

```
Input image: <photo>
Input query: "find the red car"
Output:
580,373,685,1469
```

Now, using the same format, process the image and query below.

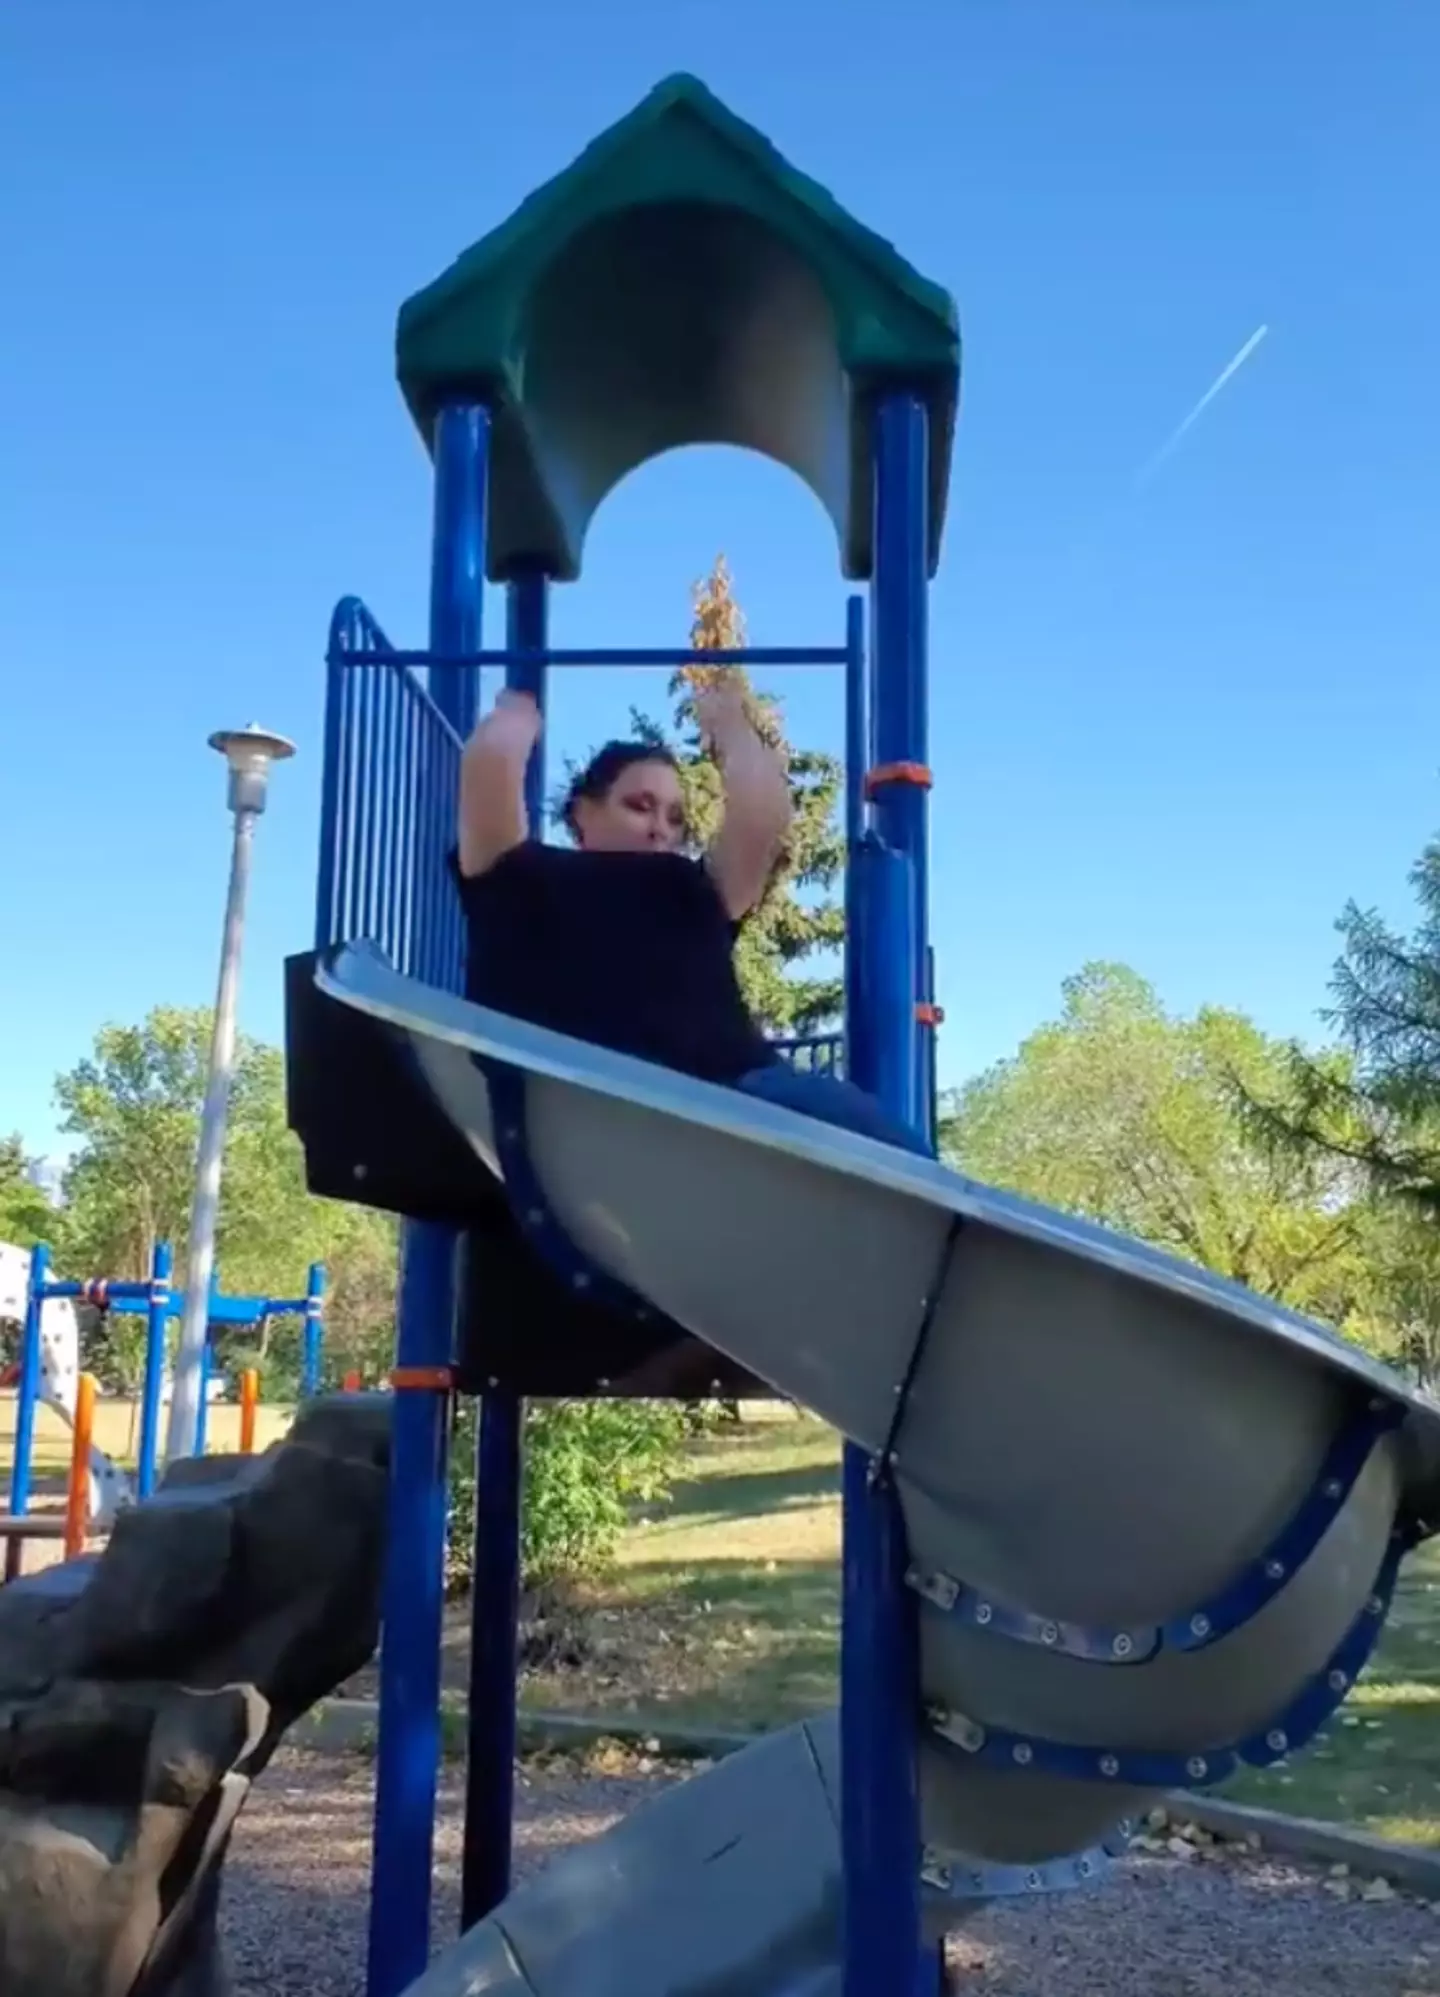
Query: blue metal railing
775,1031,844,1076
315,599,466,996
317,603,848,1085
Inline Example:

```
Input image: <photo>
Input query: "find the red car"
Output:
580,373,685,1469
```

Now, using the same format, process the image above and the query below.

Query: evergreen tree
641,556,845,1033
1243,828,1440,1209
0,1134,56,1249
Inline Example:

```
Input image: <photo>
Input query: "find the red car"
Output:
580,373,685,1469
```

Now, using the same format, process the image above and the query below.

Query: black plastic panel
283,952,762,1400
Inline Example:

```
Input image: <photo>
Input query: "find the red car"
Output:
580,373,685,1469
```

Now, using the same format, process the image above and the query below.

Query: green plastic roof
396,74,961,580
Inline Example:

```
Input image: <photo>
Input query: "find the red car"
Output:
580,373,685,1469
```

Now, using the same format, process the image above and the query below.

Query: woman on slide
451,680,926,1156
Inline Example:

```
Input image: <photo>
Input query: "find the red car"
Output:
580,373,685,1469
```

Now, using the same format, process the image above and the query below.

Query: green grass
521,1411,1440,1846
1224,1535,1440,1846
0,1390,293,1483
519,1411,842,1730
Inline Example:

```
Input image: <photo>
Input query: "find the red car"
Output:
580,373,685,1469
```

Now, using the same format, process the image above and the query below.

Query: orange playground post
239,1368,259,1454
63,1372,97,1560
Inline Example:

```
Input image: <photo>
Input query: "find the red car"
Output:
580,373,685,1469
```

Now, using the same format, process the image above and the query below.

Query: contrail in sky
1133,323,1269,490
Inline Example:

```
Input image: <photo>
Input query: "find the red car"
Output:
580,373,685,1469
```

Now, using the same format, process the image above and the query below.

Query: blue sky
2,2,1438,1164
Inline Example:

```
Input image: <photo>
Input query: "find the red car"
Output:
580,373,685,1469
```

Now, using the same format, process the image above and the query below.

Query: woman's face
571,758,687,854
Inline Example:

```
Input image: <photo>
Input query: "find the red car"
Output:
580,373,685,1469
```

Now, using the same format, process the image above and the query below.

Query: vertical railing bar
406,706,427,984
370,666,389,960
360,667,383,943
396,681,418,978
448,731,464,992
376,666,398,962
428,716,447,989
335,668,359,942
372,665,390,948
448,734,464,992
396,671,415,971
430,716,447,988
348,667,371,941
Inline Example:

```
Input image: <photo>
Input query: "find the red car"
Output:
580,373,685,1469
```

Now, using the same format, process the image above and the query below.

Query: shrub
446,1396,687,1595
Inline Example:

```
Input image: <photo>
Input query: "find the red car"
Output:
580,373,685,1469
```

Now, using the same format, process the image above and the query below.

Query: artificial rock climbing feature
0,1393,390,1997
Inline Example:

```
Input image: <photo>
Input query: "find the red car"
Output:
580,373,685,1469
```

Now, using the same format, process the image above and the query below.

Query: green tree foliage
0,1134,57,1247
49,1007,680,1585
447,1396,687,1596
1342,1200,1440,1389
54,1008,259,1281
52,1006,397,1389
1231,819,1440,1385
940,963,1376,1324
1246,829,1440,1210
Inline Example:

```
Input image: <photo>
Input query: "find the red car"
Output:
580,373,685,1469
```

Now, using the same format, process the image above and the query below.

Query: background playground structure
0,1236,324,1578
0,1388,289,1482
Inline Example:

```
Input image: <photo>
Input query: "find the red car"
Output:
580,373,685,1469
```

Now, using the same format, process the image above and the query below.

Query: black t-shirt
450,841,778,1086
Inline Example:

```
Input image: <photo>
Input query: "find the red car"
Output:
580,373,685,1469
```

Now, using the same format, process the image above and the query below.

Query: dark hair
560,739,683,839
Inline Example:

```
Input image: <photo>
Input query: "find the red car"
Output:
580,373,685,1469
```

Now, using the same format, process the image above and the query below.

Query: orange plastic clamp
864,761,933,798
916,1003,946,1026
389,1365,456,1392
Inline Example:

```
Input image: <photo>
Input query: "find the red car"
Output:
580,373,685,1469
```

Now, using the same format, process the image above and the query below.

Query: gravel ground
222,1747,1440,1995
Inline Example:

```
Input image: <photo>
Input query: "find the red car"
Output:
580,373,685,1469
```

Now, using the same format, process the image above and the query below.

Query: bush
446,1396,687,1596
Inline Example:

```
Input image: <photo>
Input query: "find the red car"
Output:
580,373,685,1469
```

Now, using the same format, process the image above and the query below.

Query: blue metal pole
460,564,548,1933
8,1242,48,1525
367,401,489,1997
843,596,867,857
843,597,873,1093
923,944,940,1151
839,388,937,1997
42,1279,155,1303
137,1239,172,1499
303,1262,325,1397
871,393,932,1140
428,407,487,739
852,841,919,1134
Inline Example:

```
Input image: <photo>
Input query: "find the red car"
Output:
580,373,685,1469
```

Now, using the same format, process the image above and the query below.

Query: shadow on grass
658,1459,840,1525
513,1556,843,1732
619,1553,839,1622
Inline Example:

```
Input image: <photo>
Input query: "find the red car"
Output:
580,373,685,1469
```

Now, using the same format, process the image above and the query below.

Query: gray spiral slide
315,944,1440,1997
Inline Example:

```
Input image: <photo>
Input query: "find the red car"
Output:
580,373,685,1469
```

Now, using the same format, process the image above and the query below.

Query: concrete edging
296,1698,1440,1898
1159,1793,1440,1897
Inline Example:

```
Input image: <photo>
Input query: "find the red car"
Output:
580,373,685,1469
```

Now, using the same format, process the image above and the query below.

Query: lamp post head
209,724,296,816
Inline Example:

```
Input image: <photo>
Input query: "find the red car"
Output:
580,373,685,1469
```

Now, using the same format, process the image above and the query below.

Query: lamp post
164,725,295,1466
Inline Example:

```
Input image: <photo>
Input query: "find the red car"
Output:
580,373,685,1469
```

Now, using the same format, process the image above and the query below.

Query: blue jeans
734,1063,931,1157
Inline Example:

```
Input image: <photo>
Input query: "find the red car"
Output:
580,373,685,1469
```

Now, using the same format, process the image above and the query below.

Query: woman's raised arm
456,689,542,877
695,680,793,920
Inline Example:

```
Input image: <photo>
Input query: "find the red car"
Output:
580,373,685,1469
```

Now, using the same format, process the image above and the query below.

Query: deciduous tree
940,962,1375,1322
